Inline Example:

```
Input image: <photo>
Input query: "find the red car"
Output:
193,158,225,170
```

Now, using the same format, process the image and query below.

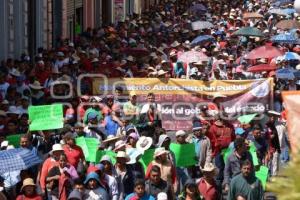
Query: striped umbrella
0,148,42,173
191,21,214,30
232,27,264,37
271,33,299,44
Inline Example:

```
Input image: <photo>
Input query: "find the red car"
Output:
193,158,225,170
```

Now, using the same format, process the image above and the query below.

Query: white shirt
84,125,107,141
140,103,162,114
104,174,119,200
85,187,109,200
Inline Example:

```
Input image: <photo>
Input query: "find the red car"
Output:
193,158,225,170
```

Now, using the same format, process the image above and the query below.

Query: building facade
0,0,160,61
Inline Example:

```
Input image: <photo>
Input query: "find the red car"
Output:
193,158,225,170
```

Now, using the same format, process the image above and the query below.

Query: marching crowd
0,0,298,199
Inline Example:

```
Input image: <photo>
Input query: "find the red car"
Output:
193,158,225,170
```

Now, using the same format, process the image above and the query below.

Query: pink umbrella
247,64,277,72
244,45,284,60
177,50,209,63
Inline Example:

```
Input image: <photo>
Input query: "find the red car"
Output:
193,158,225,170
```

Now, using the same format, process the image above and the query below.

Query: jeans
214,153,225,188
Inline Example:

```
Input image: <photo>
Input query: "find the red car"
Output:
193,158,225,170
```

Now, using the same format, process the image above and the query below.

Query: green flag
139,148,155,172
170,143,197,167
6,134,23,147
222,147,233,164
237,113,257,124
255,165,269,189
249,142,259,166
75,137,100,162
29,104,63,131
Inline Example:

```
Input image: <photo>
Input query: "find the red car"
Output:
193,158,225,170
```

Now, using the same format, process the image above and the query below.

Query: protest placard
170,143,197,167
139,148,155,172
29,104,63,131
75,137,100,162
6,134,23,148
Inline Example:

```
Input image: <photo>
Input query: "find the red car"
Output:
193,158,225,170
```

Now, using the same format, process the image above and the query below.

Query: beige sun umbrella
243,12,263,19
275,20,300,30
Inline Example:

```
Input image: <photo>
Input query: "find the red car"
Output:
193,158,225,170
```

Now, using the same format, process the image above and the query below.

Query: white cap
175,130,187,137
157,192,168,200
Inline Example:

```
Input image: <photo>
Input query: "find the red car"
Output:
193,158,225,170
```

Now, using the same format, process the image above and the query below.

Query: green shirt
227,173,264,200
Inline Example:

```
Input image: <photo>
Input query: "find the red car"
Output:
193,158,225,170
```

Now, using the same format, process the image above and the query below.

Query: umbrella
177,50,209,63
0,148,42,173
283,8,296,15
282,52,300,60
191,21,214,30
289,29,299,38
268,8,288,16
191,35,215,46
121,48,150,57
247,64,277,72
232,27,264,37
271,33,299,44
294,71,300,78
189,4,206,13
273,0,294,6
275,20,300,30
243,12,263,19
276,68,296,79
245,45,284,60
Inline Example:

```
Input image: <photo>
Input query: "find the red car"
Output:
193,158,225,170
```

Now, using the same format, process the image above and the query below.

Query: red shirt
16,194,43,200
63,145,84,168
208,123,235,157
198,178,219,200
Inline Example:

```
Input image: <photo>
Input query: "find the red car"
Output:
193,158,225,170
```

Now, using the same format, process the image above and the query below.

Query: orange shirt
39,157,59,190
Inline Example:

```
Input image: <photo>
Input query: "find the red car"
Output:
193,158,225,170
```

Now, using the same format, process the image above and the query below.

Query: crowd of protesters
0,0,297,199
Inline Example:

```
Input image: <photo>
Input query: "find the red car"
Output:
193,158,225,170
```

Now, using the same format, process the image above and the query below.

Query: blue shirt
104,115,120,136
125,193,155,200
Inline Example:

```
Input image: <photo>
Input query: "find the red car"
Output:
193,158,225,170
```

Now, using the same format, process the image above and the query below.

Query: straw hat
102,135,122,144
116,151,130,162
171,41,181,48
10,69,21,77
154,147,169,158
29,81,43,90
21,178,36,191
200,163,219,176
157,70,168,76
114,140,126,152
136,136,153,152
50,143,64,154
169,51,177,57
